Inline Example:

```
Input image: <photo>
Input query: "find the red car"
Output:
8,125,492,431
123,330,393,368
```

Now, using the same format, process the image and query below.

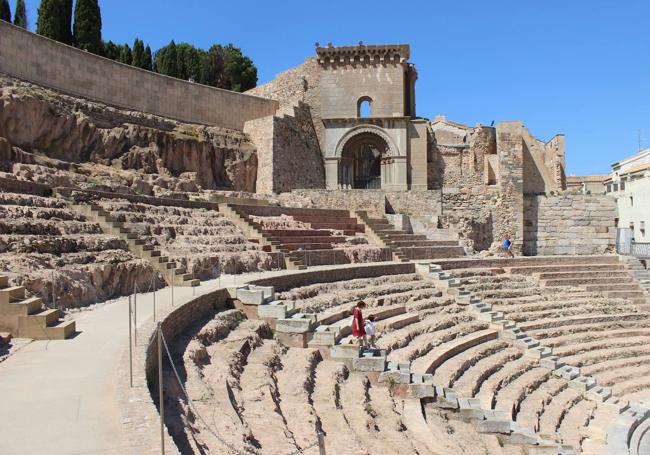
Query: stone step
0,285,26,304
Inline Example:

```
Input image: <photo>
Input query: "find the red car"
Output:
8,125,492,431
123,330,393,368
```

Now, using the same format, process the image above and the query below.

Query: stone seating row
421,259,648,454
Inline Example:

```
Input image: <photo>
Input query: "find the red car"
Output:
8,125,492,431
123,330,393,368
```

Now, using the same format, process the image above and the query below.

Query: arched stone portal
338,132,388,189
325,125,408,191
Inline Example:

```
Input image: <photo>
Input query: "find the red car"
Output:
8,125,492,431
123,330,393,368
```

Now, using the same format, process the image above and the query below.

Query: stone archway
338,131,389,189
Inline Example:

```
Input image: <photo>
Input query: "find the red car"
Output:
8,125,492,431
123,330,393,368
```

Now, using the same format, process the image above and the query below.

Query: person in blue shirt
502,235,514,258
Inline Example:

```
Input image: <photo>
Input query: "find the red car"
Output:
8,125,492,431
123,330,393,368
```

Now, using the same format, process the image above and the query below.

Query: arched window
357,96,372,118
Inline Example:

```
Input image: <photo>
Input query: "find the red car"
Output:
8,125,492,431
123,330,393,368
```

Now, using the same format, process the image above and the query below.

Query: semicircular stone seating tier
163,255,650,455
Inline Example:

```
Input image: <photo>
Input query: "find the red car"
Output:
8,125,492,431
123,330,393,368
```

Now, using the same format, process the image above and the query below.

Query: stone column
325,158,339,189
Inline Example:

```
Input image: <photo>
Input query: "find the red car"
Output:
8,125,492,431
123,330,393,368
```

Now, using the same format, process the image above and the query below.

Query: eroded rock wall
0,74,259,194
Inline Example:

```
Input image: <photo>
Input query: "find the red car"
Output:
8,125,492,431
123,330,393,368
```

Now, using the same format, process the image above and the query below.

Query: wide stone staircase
357,211,466,261
224,204,390,268
72,204,200,287
0,274,75,340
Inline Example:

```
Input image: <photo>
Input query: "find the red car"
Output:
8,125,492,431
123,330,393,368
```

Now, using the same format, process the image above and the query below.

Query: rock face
0,74,258,194
0,191,155,308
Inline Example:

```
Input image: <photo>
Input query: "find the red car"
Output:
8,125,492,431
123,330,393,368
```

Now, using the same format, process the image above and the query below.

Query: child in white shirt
364,315,377,349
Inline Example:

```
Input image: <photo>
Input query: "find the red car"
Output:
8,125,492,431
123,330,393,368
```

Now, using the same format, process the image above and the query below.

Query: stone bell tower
316,43,427,191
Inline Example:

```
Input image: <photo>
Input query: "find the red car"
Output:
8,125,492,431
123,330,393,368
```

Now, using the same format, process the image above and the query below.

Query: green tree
37,0,72,44
155,40,179,78
1,0,11,22
119,43,132,65
199,45,224,86
143,45,153,71
222,44,257,92
13,0,27,28
132,38,145,68
102,40,119,60
73,0,102,54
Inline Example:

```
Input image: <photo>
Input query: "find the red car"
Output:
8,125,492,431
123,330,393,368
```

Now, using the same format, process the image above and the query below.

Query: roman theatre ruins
0,20,649,455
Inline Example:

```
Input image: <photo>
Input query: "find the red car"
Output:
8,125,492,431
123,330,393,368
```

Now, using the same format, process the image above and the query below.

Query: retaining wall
0,21,278,130
523,194,616,255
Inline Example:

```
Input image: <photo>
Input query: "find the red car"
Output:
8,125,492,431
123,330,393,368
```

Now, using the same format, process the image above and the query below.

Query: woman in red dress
352,300,367,348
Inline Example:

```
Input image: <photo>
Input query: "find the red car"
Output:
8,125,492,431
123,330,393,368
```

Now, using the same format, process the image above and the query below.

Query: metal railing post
133,284,137,346
128,295,133,388
158,322,165,455
318,431,326,455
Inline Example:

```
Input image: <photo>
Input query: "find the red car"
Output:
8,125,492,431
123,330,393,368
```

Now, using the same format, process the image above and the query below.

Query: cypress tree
102,40,119,60
13,0,27,28
73,0,102,54
157,40,178,78
132,38,145,68
143,45,153,71
37,0,72,44
119,44,132,65
0,0,10,22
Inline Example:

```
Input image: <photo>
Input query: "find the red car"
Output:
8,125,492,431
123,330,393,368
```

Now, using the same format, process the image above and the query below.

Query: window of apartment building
607,184,612,193
613,183,619,191
630,195,634,207
620,179,626,190
641,221,646,238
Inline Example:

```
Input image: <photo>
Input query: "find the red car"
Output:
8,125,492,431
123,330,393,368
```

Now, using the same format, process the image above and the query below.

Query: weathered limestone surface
0,74,259,194
0,192,155,308
523,194,616,255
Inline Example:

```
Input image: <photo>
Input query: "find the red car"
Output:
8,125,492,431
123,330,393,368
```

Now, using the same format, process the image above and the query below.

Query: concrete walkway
0,269,288,455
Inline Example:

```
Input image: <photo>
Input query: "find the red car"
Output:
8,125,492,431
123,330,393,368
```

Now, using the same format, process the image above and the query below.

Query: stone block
247,285,274,301
476,418,513,434
602,397,629,414
275,314,316,333
257,301,288,319
569,376,596,392
352,350,386,372
553,365,580,381
378,370,411,385
237,288,266,305
459,398,484,421
408,383,435,399
525,346,552,360
434,386,458,409
539,355,563,370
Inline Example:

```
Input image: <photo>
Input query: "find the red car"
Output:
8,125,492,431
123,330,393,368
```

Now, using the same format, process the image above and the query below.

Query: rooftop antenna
638,129,643,152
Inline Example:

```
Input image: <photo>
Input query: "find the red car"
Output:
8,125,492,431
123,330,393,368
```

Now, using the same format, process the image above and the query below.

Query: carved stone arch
334,125,398,158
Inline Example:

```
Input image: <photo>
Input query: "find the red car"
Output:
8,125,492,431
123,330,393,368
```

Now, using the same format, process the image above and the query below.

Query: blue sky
21,0,650,176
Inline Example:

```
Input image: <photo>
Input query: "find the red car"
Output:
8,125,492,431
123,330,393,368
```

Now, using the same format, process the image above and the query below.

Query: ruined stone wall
523,194,616,255
521,128,566,195
428,120,496,189
496,122,525,253
278,189,442,218
441,186,513,252
245,103,325,194
246,59,325,151
0,22,277,130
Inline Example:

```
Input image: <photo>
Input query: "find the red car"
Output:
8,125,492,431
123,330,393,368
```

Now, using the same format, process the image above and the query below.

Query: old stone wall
441,186,513,252
0,21,277,130
496,122,525,253
521,128,566,195
246,103,325,193
428,119,497,189
246,59,325,151
523,194,616,255
278,189,442,218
